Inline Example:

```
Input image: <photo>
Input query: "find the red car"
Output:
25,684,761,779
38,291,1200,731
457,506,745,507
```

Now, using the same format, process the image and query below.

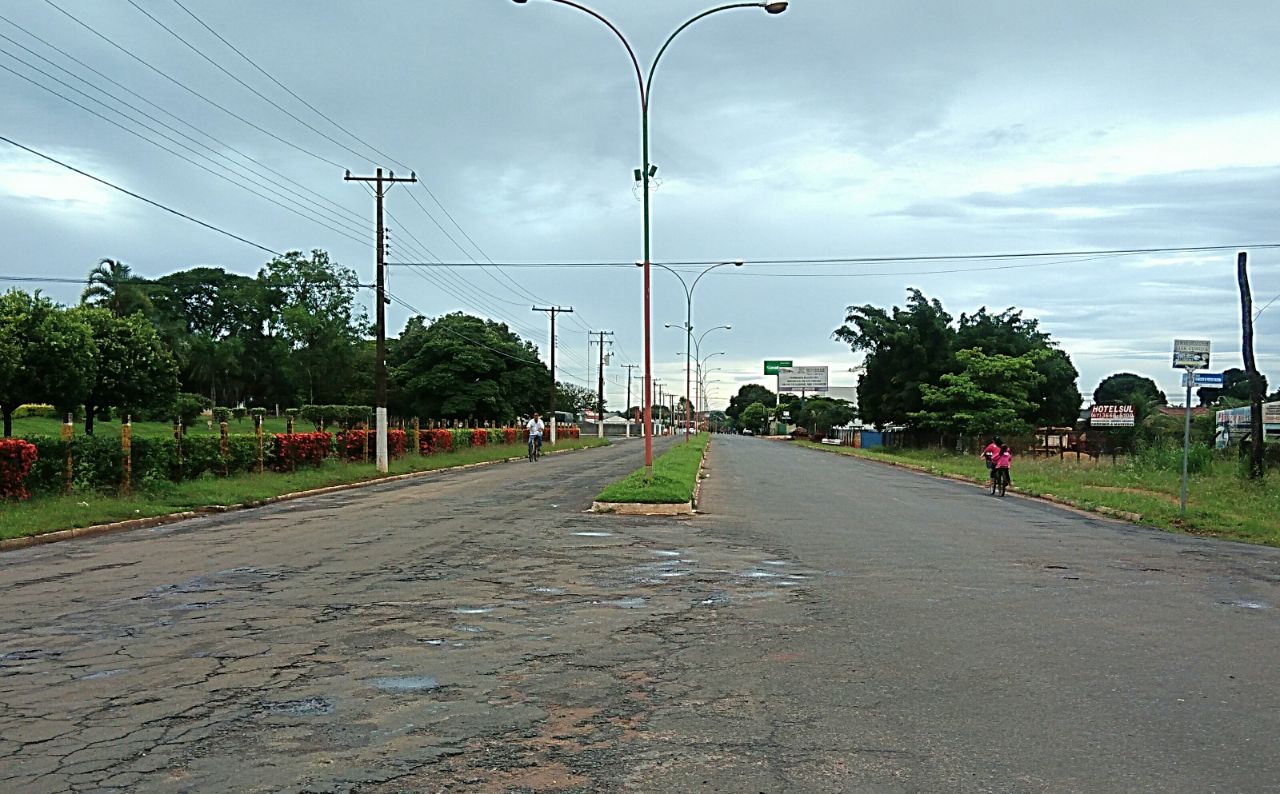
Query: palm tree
81,258,151,317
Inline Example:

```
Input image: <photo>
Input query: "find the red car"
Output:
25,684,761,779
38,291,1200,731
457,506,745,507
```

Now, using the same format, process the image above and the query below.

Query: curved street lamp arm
646,3,766,104
547,1,647,107
650,261,692,302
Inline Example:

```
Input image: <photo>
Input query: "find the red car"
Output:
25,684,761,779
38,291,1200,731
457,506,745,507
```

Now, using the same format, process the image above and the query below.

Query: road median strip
592,435,709,515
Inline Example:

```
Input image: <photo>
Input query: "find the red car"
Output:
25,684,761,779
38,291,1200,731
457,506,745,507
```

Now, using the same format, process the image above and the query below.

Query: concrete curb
0,442,604,554
797,442,1145,526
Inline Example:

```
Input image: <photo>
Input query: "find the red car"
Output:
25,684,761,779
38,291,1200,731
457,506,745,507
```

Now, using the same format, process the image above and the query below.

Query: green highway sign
763,359,793,375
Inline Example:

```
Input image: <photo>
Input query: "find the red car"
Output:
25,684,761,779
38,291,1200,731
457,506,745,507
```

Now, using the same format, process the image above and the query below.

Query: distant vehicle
741,429,754,436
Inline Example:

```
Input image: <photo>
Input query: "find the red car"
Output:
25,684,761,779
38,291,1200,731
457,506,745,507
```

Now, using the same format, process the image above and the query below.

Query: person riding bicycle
993,444,1012,496
526,412,545,461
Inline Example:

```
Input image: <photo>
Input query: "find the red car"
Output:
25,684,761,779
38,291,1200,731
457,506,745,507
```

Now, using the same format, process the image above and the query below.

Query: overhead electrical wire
0,134,279,255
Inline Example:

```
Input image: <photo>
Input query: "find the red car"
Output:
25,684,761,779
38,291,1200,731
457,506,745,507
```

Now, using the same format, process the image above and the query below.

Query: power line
0,134,279,255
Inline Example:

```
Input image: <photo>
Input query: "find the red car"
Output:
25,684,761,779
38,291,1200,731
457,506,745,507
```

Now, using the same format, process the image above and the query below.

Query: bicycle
527,434,542,462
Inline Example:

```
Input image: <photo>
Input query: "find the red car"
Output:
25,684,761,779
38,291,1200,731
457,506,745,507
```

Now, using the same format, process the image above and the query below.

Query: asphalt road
2,435,1278,793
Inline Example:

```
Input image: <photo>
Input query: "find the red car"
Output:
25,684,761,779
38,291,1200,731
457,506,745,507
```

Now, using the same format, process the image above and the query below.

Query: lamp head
733,259,744,266
512,0,529,4
635,260,645,268
763,1,788,13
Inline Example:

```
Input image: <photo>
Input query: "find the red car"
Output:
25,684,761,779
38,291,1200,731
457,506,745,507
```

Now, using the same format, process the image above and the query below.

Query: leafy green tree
726,384,776,425
955,307,1081,425
909,348,1047,440
740,402,769,434
555,382,597,417
835,289,955,428
1094,373,1166,406
80,258,152,318
1197,367,1270,406
75,308,179,435
259,250,366,405
796,397,855,438
389,313,549,421
0,290,96,436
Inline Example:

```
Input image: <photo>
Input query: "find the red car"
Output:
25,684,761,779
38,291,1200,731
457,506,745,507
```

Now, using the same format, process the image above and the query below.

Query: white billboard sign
778,366,829,392
1090,405,1135,427
1172,339,1210,370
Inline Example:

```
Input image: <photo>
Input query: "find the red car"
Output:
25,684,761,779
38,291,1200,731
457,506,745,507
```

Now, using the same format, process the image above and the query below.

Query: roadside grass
797,441,1280,546
0,437,608,540
595,434,709,504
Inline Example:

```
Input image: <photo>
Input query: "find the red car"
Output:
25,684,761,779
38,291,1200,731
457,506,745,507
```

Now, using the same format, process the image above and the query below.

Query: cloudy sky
3,0,1278,411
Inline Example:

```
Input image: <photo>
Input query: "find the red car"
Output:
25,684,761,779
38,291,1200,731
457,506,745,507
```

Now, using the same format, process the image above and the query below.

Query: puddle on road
595,597,646,609
739,570,781,579
452,607,495,615
455,625,485,633
652,550,682,557
697,592,732,607
371,676,440,692
762,560,789,566
1220,599,1269,610
573,531,613,538
80,668,129,681
530,587,566,595
261,697,334,716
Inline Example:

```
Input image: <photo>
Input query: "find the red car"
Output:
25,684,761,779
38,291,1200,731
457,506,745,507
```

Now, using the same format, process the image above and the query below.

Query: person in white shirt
525,412,545,461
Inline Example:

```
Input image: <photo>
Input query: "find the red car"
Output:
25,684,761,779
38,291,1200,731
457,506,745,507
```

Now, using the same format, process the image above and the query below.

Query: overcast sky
3,0,1278,411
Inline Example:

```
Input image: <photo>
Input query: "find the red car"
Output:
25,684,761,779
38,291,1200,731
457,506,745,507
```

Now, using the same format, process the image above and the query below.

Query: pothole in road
530,587,566,595
261,696,335,716
452,607,496,615
762,560,789,566
371,676,441,692
651,550,682,557
572,531,614,538
594,597,646,609
739,570,782,579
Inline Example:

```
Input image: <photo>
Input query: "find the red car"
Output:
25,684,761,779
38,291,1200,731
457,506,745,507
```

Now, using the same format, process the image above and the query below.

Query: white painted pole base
376,407,388,473
550,417,557,444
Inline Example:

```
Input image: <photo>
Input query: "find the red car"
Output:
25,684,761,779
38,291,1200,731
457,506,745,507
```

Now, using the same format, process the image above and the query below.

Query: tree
740,402,769,434
80,258,151,318
955,307,1081,425
834,289,954,428
1197,368,1270,406
0,290,96,436
259,250,366,405
910,348,1047,441
797,397,855,438
75,308,179,435
555,382,596,417
389,313,549,421
726,384,776,425
1093,373,1166,406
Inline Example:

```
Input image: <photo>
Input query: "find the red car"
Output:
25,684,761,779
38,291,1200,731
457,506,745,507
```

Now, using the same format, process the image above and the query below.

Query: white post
376,407,388,473
550,416,557,445
1180,369,1192,514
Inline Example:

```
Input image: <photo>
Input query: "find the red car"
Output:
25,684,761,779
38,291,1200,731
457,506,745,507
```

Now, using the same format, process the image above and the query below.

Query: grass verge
595,434,709,504
796,441,1280,546
1,437,608,540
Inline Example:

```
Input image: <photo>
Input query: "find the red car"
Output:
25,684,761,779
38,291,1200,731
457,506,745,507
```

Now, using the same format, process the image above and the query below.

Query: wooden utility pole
1238,251,1266,479
345,167,416,473
533,306,572,443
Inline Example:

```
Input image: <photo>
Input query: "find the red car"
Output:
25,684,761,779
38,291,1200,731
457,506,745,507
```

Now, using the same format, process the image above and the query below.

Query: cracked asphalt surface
2,435,1279,792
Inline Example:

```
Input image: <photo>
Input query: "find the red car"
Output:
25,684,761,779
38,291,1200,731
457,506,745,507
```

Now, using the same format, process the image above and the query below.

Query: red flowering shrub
503,427,517,445
272,432,331,470
471,428,488,447
420,429,453,455
567,425,580,439
0,439,38,500
336,429,408,461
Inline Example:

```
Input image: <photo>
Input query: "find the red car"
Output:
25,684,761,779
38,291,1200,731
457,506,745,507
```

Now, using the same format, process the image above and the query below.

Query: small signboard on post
1182,371,1225,388
1090,405,1135,427
763,359,793,376
778,366,829,392
1172,339,1211,370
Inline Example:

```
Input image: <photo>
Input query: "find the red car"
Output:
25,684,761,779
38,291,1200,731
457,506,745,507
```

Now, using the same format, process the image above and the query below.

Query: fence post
173,419,184,481
220,421,229,476
62,413,73,494
413,418,420,456
363,419,370,463
286,415,294,435
121,415,132,495
255,415,264,474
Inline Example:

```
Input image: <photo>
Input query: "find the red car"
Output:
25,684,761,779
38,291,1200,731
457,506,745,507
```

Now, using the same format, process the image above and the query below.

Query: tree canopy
834,290,1080,431
1093,373,1166,406
76,308,179,435
1197,367,1270,406
726,384,776,426
0,290,96,436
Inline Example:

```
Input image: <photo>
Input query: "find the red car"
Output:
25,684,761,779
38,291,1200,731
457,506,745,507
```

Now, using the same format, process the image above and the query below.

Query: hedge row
5,425,571,498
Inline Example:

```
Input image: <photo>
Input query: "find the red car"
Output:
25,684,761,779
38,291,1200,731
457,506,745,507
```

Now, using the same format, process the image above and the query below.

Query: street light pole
513,0,787,477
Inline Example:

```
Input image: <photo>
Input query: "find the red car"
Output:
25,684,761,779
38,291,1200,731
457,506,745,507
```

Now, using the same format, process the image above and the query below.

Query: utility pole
623,364,639,439
594,331,614,438
345,167,416,473
533,306,573,444
1238,251,1266,479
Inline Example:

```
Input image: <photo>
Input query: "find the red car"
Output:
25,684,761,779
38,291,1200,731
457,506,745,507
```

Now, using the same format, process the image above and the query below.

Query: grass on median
595,433,709,504
796,440,1280,546
0,437,608,541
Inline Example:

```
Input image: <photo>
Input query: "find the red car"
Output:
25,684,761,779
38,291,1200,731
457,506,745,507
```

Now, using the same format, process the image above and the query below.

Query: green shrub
175,393,212,426
212,407,232,424
21,436,70,495
1134,439,1214,474
14,404,58,419
232,407,248,422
